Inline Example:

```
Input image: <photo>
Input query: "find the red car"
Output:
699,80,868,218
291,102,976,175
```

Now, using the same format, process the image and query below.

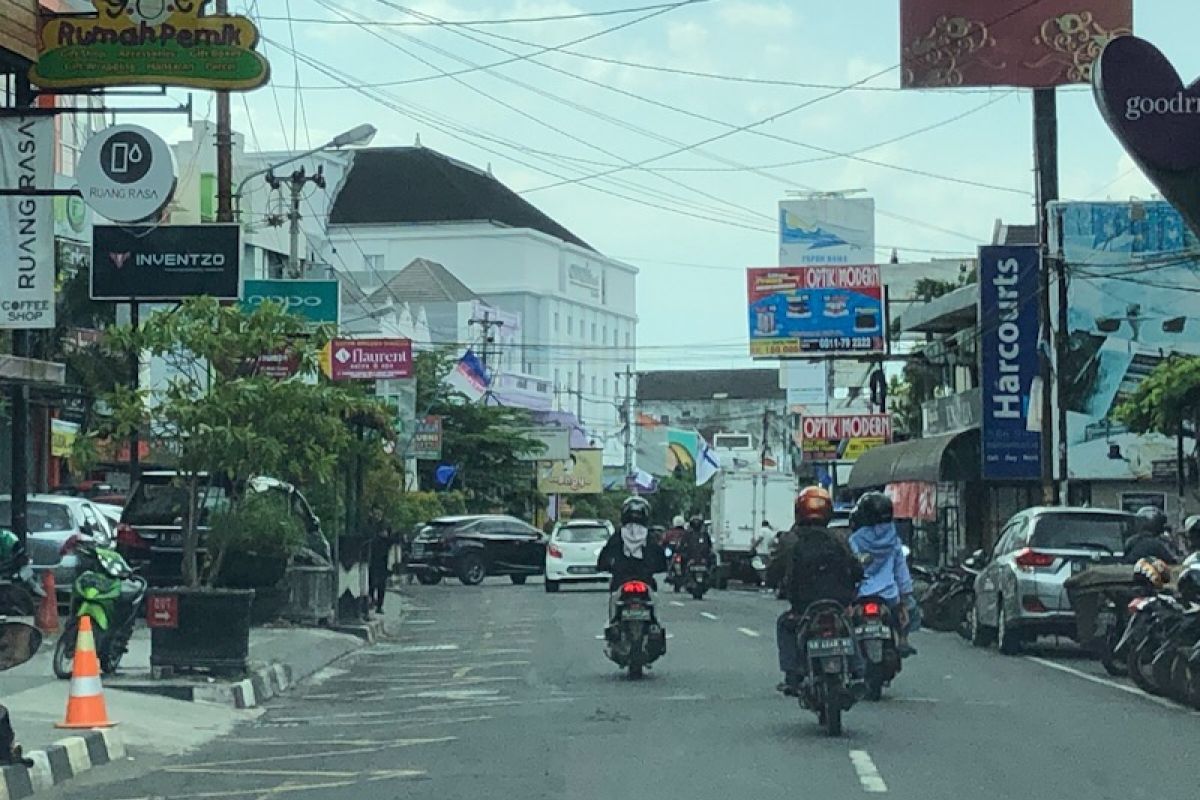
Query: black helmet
851,492,894,529
688,515,704,531
1177,564,1200,604
621,495,651,526
1135,506,1168,536
1184,515,1200,549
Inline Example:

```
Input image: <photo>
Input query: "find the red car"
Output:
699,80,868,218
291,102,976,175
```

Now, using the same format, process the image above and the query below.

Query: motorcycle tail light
621,580,650,595
862,602,881,617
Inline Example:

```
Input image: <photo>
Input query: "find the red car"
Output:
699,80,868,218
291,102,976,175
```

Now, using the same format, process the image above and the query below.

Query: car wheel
545,580,560,593
510,574,527,586
458,553,486,586
969,603,995,648
416,572,442,586
997,603,1022,656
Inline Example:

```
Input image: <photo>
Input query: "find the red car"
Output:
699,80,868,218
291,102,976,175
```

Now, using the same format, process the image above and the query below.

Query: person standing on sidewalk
368,513,396,614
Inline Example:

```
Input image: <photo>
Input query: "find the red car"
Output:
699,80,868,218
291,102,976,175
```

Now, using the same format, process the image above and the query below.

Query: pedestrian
368,512,396,615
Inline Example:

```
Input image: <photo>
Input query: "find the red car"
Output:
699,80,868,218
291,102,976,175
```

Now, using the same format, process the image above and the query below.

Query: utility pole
576,359,584,423
617,365,635,486
1033,87,1060,505
267,166,325,278
761,407,771,471
215,0,233,224
469,311,505,371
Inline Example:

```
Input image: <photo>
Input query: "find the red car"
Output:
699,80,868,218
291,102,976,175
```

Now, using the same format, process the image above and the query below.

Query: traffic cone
35,572,59,633
56,616,116,729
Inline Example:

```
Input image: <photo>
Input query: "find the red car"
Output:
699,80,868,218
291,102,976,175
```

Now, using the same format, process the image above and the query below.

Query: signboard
241,279,340,326
1120,492,1166,514
51,419,80,458
30,1,271,91
77,124,176,223
780,361,828,408
146,593,179,629
91,224,240,300
537,449,603,495
798,414,892,462
0,116,55,330
779,197,874,266
515,426,571,462
747,266,885,356
255,351,300,380
411,416,443,460
922,388,982,437
979,245,1042,480
321,338,413,380
900,0,1132,89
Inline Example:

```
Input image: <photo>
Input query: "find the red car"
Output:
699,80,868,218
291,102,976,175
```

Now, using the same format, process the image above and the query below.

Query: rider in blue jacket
848,492,916,657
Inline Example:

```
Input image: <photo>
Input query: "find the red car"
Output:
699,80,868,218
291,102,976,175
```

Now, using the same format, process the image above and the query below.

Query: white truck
710,471,797,588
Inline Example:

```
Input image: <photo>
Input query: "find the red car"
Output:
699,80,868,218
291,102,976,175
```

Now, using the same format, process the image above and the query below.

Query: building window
591,322,597,342
566,371,573,389
613,329,619,347
554,368,560,388
567,316,574,335
591,376,597,394
554,312,560,332
603,378,608,397
517,378,528,389
363,254,384,271
625,332,632,349
602,325,607,344
537,382,548,393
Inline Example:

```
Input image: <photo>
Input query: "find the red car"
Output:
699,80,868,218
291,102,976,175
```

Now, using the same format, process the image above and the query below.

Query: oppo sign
240,279,340,326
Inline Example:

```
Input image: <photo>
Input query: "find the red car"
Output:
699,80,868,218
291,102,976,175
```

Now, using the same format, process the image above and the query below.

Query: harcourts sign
241,279,340,326
979,245,1041,480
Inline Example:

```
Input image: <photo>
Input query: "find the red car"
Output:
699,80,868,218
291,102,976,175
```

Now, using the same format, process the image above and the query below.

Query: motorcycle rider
1122,506,1179,564
680,515,714,570
0,527,45,604
663,516,687,553
598,496,667,621
775,486,863,696
848,492,916,658
1181,515,1200,567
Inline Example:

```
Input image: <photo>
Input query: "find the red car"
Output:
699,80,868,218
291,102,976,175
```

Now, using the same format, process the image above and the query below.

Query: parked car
408,515,546,586
545,518,614,593
115,471,227,586
0,494,115,602
970,506,1135,655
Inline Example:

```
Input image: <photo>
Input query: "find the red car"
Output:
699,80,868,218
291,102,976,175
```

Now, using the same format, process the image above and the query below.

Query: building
323,146,638,438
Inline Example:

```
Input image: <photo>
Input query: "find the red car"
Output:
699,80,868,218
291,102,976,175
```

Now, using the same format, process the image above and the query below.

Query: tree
1115,355,1200,436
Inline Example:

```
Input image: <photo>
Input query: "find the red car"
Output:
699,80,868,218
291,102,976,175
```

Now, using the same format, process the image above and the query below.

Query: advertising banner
779,197,874,266
747,266,885,356
1120,492,1166,514
515,426,571,462
51,419,80,458
537,449,603,495
76,124,176,223
411,416,444,461
979,245,1042,480
798,414,892,462
900,0,1132,89
91,224,240,300
321,338,413,381
241,279,340,326
0,116,55,330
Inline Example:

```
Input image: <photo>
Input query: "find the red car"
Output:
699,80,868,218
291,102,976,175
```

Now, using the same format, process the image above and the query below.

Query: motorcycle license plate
854,623,888,638
623,607,651,621
568,566,597,575
807,637,855,657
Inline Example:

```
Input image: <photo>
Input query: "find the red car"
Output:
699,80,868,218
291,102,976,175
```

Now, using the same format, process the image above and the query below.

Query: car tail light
1022,595,1048,613
1014,548,1055,569
861,601,881,617
116,523,149,550
547,544,563,559
59,534,81,556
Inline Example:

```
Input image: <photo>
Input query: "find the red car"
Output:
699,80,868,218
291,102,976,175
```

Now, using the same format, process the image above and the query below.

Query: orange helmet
795,486,833,525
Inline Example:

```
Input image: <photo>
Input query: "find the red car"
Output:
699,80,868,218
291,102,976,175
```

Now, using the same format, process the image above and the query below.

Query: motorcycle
666,550,686,593
684,558,710,600
795,599,858,736
916,556,980,640
53,539,146,679
1115,592,1187,695
1163,605,1200,708
603,579,667,679
0,619,43,767
852,597,900,701
0,528,45,616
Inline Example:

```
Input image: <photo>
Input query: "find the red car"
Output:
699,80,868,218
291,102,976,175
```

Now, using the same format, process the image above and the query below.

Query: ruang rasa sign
747,265,885,357
900,0,1132,89
0,116,55,330
29,0,270,91
979,245,1042,480
796,414,892,462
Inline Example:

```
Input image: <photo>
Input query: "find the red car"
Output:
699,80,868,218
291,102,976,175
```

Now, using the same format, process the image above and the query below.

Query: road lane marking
1025,656,1195,711
113,770,426,799
700,612,719,620
388,644,459,653
174,738,456,768
670,601,686,607
849,750,888,793
737,627,761,638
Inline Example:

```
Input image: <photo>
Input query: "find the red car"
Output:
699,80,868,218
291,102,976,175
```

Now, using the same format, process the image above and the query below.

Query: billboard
537,449,603,495
747,266,885,356
1049,200,1200,481
321,338,413,381
410,416,443,461
0,116,55,330
242,279,340,326
979,245,1042,480
797,414,892,462
900,0,1132,88
91,224,240,300
779,197,874,266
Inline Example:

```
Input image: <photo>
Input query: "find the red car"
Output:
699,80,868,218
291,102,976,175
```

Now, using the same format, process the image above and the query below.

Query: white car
0,494,115,601
545,518,614,593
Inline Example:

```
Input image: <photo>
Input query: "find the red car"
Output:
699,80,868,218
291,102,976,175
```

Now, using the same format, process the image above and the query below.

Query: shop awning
0,355,65,386
846,428,979,489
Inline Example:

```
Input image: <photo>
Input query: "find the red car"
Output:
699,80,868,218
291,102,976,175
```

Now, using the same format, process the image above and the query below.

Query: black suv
116,471,226,586
408,515,546,586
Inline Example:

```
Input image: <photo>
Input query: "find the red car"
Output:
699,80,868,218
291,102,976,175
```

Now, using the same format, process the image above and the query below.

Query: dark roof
637,369,785,403
369,258,478,305
992,220,1037,246
329,147,593,251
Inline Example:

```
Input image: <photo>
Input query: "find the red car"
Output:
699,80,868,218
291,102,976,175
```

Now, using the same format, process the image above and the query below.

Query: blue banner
979,245,1041,480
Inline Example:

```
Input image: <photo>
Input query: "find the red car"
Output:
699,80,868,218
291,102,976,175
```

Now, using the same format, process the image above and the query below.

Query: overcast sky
119,0,1191,369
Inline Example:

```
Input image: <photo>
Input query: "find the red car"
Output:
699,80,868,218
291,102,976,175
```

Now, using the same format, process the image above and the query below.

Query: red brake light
1014,548,1055,569
116,523,148,550
1022,595,1048,613
59,533,81,556
621,580,650,594
862,601,881,617
547,544,563,559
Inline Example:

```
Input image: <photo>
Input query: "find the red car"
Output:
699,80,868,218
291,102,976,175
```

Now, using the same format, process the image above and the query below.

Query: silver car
0,494,115,601
969,506,1136,655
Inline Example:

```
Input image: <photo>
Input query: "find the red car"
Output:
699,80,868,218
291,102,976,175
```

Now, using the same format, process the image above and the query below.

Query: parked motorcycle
795,599,858,736
852,597,900,701
684,559,710,600
53,539,146,679
0,527,45,616
603,579,667,679
1115,592,1187,695
916,556,980,640
1161,604,1200,708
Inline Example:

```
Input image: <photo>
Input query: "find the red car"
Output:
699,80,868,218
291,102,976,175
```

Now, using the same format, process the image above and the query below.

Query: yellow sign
318,342,332,378
30,1,270,91
51,419,79,458
537,449,603,495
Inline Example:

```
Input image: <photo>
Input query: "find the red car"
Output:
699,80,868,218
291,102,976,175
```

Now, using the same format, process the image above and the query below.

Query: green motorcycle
52,539,146,679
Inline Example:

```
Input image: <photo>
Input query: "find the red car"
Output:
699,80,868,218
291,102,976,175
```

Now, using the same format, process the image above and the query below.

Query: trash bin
1065,565,1138,646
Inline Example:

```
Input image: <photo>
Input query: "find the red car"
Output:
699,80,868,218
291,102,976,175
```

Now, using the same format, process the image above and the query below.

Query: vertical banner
1,116,55,329
979,245,1042,479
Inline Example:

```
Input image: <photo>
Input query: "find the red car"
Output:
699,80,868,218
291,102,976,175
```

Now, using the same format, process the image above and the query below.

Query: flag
444,349,492,402
632,469,659,493
696,437,720,486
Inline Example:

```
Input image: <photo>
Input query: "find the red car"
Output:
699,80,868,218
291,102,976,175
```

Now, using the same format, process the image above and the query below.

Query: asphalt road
49,579,1199,800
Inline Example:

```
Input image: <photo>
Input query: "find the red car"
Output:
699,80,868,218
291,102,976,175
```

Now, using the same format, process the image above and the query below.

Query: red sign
900,0,1132,89
888,481,937,522
256,351,300,379
147,594,179,629
325,338,412,380
797,414,892,462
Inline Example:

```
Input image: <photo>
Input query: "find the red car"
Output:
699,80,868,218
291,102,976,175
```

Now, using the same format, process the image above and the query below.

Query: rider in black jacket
598,496,667,591
1123,506,1179,565
775,486,863,695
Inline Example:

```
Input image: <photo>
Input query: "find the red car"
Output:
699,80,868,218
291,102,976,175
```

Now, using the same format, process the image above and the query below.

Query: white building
322,146,637,438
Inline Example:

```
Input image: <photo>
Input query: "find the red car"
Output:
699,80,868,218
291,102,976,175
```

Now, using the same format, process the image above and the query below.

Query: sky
111,0,1195,369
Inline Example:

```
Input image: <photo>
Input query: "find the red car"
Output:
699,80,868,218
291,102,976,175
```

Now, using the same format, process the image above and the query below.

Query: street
44,580,1197,800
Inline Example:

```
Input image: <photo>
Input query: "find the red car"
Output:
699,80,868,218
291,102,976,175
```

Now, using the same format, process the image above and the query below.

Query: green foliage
912,278,960,303
207,492,306,586
1115,355,1200,435
647,473,713,528
568,492,626,529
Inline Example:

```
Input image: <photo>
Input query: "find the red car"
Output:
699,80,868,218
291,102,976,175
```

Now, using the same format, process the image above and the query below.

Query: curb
0,728,124,800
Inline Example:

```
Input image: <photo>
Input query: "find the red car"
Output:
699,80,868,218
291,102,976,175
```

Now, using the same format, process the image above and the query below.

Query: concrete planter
281,565,335,626
149,588,254,678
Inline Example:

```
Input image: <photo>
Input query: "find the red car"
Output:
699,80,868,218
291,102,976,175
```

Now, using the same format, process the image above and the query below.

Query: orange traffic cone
56,616,116,729
35,572,59,633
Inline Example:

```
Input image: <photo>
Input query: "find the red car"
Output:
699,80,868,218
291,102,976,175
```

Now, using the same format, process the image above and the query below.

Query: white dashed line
700,612,719,620
390,644,460,653
849,750,888,793
1024,656,1197,712
737,627,760,638
669,601,686,607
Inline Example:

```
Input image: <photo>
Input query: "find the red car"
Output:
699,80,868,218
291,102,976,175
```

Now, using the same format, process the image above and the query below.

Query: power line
262,1,711,28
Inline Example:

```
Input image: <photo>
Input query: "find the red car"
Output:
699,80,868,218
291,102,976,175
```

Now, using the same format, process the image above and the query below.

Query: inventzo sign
91,224,240,300
241,279,340,326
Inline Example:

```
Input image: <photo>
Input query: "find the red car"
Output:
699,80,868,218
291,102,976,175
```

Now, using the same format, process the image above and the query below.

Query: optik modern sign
91,224,240,300
979,245,1041,480
241,279,340,326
